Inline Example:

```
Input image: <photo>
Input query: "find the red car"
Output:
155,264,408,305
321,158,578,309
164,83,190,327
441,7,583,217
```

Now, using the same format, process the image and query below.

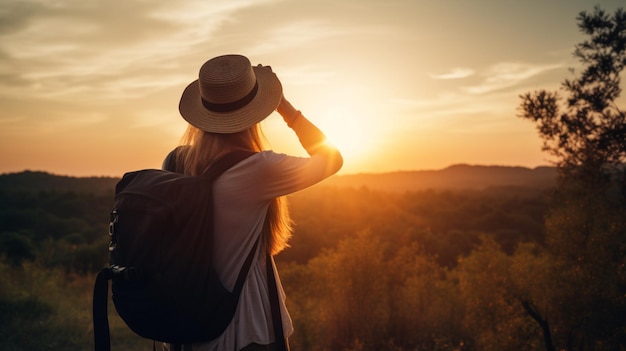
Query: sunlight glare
317,103,377,170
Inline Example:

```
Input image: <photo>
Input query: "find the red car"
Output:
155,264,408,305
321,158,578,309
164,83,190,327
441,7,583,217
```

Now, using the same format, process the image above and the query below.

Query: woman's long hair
177,124,292,255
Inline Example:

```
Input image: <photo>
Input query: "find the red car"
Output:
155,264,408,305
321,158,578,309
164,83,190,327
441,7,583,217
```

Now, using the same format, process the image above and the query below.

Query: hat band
201,81,259,113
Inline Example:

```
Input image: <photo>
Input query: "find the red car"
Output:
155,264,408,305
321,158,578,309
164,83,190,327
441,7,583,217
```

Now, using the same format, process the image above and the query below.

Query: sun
317,104,377,170
322,117,365,158
263,94,383,173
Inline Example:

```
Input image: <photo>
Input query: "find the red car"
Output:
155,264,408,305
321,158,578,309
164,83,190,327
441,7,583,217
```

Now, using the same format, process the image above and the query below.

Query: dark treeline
0,171,550,271
284,185,550,266
0,170,118,195
324,164,557,193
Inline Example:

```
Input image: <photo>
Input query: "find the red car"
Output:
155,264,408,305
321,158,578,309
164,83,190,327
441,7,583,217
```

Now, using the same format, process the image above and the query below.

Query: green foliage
457,238,541,351
281,230,466,351
0,171,118,195
0,296,55,350
0,259,152,351
532,189,626,350
0,188,111,272
283,185,549,267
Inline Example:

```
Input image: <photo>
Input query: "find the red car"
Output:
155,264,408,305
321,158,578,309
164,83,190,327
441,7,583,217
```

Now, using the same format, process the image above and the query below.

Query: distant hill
0,170,118,195
323,164,557,192
0,165,558,195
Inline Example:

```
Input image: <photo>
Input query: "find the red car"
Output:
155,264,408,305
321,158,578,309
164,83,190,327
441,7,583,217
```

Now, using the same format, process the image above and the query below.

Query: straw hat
179,54,283,134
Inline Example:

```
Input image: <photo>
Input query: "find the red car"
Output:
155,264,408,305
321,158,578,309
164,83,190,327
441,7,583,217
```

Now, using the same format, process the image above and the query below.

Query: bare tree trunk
521,300,556,351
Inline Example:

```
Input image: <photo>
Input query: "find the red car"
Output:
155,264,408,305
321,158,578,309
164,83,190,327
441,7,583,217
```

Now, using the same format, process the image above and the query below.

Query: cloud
389,62,568,136
392,92,507,118
246,19,357,57
0,0,276,103
430,67,475,80
397,61,565,118
0,0,292,139
462,61,563,95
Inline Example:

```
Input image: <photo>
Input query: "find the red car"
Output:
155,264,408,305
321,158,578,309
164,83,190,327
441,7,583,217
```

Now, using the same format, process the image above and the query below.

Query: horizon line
0,163,556,179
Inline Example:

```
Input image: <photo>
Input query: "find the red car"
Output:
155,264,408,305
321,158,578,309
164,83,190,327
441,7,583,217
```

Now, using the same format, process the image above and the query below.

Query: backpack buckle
109,210,119,252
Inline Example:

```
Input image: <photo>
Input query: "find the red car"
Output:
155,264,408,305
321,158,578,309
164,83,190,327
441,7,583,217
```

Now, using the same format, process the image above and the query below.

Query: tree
517,6,626,351
518,6,626,193
457,237,541,351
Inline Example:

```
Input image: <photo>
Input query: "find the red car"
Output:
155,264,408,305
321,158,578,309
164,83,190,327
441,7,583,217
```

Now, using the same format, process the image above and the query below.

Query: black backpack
92,150,286,351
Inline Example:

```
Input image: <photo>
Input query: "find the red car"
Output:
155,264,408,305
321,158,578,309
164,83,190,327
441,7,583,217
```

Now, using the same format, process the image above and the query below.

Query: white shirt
182,150,335,351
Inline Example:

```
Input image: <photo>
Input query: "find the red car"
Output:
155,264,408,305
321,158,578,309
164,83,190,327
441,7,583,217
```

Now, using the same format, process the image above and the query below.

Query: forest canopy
1,168,554,350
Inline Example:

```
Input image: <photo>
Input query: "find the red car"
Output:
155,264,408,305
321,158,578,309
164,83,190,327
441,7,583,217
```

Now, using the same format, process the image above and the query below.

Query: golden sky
1,0,624,176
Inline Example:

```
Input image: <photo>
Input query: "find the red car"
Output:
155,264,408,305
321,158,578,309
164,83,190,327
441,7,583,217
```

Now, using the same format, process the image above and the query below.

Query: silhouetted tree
519,6,626,193
517,6,626,351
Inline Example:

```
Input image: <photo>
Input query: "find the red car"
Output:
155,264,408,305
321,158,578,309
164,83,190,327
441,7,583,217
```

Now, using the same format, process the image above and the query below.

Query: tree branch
521,300,556,351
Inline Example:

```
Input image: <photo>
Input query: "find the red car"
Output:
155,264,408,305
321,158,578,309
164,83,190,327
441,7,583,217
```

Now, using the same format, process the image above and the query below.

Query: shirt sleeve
232,150,336,200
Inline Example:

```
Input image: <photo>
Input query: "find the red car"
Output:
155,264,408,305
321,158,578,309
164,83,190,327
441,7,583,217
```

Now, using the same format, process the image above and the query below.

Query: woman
163,54,343,351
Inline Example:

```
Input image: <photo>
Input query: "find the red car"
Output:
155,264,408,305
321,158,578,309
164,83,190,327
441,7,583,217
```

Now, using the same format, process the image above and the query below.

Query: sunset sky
1,0,625,176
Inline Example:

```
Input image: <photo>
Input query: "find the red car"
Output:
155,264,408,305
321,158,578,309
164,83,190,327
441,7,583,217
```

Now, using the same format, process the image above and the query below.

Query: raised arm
276,96,343,176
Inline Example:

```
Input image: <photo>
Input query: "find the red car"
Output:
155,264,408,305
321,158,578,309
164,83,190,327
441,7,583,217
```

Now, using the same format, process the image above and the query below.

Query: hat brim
179,66,283,134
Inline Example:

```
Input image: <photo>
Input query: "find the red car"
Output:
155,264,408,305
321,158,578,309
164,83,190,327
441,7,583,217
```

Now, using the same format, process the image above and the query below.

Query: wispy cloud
400,61,565,115
389,60,569,137
0,0,275,102
430,67,475,80
246,19,358,56
391,62,566,128
463,62,563,94
393,92,508,118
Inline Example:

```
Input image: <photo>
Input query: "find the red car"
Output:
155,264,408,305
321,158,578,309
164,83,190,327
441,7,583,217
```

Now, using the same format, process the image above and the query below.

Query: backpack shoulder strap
93,268,112,351
201,150,257,180
162,148,255,176
267,253,288,351
206,156,285,350
204,149,259,298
